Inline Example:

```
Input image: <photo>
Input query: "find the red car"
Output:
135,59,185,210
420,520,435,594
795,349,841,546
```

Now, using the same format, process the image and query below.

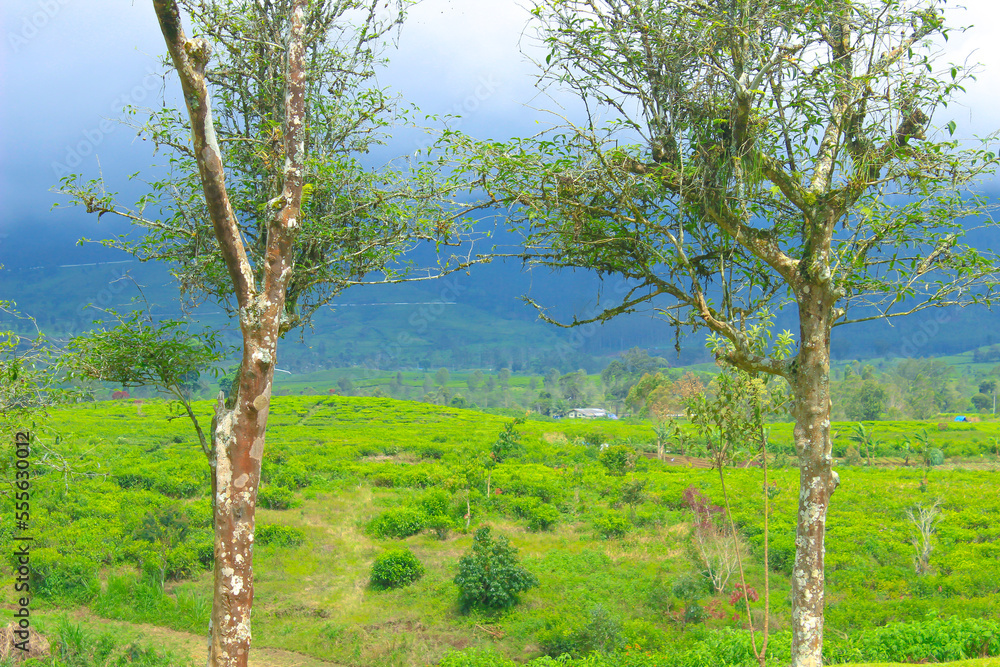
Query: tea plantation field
2,396,999,666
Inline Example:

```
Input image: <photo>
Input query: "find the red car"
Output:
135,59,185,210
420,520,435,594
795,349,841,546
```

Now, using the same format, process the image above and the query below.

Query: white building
563,408,618,419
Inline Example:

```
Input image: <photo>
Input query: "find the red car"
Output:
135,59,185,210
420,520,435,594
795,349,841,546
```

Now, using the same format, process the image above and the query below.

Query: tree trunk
151,1,306,663
789,287,839,667
208,337,276,666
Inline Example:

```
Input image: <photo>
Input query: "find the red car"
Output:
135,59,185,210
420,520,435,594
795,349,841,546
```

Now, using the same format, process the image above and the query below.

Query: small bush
255,524,306,547
598,444,636,475
31,548,100,603
426,514,456,540
366,507,427,539
163,543,201,581
826,615,1000,664
673,572,711,625
258,485,297,510
527,503,560,532
263,460,311,489
437,648,516,667
370,548,425,590
420,488,452,517
594,512,631,539
538,605,624,658
454,527,538,611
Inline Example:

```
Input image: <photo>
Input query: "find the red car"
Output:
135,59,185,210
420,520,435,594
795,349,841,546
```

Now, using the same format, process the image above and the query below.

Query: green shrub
255,524,306,547
116,473,153,491
264,460,311,489
420,488,452,517
258,485,297,510
437,648,517,667
365,507,427,539
426,514,456,540
527,503,560,532
508,495,540,519
163,543,202,581
672,572,711,626
622,618,670,653
191,532,214,569
538,605,624,658
31,547,100,603
594,512,631,539
827,614,1000,664
369,548,425,590
767,531,796,575
598,444,637,475
454,527,538,611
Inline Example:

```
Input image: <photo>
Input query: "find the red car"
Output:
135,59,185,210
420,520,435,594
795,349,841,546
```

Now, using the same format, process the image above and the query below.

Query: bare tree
906,500,942,575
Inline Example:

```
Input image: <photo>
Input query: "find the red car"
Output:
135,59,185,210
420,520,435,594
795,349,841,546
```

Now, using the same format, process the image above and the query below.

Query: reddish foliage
729,584,760,606
703,599,727,620
111,390,130,400
683,485,723,529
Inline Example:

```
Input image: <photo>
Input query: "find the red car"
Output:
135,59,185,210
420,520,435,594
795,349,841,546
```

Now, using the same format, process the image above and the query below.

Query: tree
971,392,992,411
460,2,1000,664
1,303,68,437
68,309,226,458
467,369,484,392
337,376,355,396
847,422,879,467
1,303,82,493
559,369,588,403
454,527,538,611
844,379,888,422
624,371,671,416
491,418,525,463
484,418,524,496
58,2,479,664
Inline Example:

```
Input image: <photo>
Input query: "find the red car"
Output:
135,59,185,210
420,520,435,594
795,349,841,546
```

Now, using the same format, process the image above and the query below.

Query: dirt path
64,608,346,667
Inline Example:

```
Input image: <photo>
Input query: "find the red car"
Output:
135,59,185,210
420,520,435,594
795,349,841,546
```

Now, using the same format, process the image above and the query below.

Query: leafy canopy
58,0,482,333
451,0,1000,375
454,527,538,611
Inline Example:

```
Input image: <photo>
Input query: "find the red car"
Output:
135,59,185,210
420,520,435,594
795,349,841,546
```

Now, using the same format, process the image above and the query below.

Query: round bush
366,507,427,539
420,488,452,517
454,527,538,611
31,547,100,603
258,485,296,510
594,512,630,539
370,548,424,590
527,503,560,532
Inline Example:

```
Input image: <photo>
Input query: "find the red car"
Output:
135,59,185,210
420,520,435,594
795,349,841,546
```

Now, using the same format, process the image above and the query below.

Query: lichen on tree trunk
789,286,838,667
207,328,279,666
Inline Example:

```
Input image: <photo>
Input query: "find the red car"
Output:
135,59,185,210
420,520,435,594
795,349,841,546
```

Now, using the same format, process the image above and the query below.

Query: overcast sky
2,0,1000,257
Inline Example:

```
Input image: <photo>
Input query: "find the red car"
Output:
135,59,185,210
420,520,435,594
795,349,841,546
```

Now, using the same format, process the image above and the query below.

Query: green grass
4,396,999,666
841,662,1000,667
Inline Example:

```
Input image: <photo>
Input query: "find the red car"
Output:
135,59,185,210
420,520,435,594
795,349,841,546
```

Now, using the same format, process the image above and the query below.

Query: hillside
3,396,998,666
5,237,1000,375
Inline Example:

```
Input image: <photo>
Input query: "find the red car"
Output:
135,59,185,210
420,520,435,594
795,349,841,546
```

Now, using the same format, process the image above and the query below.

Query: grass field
2,396,999,666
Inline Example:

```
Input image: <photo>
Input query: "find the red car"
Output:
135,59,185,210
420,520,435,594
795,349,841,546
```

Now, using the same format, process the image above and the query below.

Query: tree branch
152,0,255,310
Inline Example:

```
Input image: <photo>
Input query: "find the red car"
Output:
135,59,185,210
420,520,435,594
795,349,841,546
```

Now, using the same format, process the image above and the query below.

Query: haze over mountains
4,218,999,375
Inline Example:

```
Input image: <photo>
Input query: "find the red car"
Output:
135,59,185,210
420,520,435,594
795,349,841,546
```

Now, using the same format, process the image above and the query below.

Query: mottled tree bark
151,1,307,665
788,278,839,667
